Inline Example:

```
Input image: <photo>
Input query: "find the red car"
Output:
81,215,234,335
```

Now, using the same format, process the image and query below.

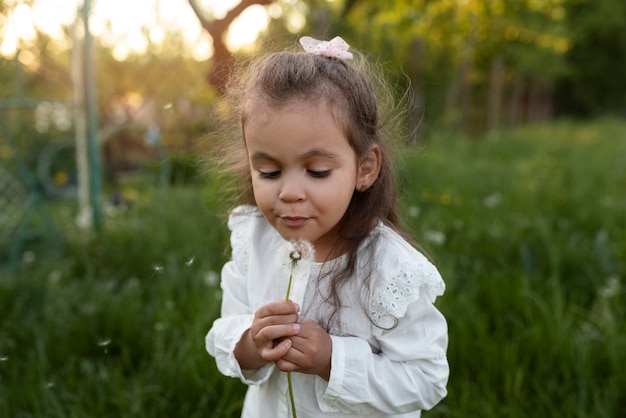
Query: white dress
206,205,449,417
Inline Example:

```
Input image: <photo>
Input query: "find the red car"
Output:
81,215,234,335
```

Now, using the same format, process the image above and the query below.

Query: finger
252,323,301,346
251,313,300,335
261,338,293,363
275,356,299,372
256,301,300,318
284,335,307,354
279,339,308,366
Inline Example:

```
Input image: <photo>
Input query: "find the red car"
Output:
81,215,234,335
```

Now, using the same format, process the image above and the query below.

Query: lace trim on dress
369,259,445,328
228,205,256,275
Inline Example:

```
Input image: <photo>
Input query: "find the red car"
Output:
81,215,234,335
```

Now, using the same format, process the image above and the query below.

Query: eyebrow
250,149,339,162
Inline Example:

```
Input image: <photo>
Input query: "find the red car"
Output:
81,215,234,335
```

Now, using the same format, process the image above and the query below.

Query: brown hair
214,42,415,329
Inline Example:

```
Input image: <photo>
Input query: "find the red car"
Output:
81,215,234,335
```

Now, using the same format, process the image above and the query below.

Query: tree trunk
487,57,504,137
508,74,524,127
188,0,274,93
409,38,424,143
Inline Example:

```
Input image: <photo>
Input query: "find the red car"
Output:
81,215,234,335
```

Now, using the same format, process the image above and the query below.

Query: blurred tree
317,0,573,136
2,0,622,147
188,0,275,93
556,0,626,116
93,31,215,155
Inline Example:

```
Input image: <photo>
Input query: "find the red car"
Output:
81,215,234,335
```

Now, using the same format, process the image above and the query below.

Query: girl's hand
235,300,301,370
276,319,332,381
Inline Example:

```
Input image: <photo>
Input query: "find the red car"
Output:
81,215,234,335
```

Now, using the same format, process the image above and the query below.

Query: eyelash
258,170,330,179
308,170,330,178
259,171,280,179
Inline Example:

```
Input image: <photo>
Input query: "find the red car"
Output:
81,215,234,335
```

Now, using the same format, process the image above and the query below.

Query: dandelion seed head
277,239,315,269
290,250,302,262
291,240,314,263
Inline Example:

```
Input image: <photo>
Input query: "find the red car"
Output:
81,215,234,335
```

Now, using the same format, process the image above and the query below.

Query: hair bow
299,36,353,60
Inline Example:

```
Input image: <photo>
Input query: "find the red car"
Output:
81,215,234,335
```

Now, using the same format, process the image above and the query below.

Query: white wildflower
48,270,62,284
408,206,420,218
424,230,446,246
204,270,219,287
22,251,36,263
483,192,502,209
599,276,620,299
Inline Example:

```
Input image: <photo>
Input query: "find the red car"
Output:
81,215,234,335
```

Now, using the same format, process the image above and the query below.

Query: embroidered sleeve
227,205,257,275
370,258,445,329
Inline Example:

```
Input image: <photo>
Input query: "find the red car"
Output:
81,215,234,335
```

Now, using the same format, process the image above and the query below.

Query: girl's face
244,100,378,262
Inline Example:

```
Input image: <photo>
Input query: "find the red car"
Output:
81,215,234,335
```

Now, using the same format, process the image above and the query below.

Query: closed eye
308,170,330,178
259,170,281,179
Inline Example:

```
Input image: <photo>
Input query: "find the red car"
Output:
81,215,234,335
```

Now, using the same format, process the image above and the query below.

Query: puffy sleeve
369,256,445,329
205,205,275,384
317,241,449,414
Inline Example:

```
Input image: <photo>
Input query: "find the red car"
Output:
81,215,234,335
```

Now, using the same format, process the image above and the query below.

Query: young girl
206,36,448,417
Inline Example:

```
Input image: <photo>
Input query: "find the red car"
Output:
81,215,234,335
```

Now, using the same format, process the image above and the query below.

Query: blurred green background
1,0,624,417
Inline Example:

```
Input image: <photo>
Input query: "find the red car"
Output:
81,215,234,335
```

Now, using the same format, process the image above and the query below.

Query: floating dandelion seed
153,264,164,273
46,382,55,389
97,339,112,347
164,103,173,110
185,257,195,266
0,356,8,361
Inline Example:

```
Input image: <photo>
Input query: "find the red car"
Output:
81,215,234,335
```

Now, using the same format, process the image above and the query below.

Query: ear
356,145,382,191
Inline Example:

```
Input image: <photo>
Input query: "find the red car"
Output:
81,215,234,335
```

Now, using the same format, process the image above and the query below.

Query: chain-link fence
0,102,73,268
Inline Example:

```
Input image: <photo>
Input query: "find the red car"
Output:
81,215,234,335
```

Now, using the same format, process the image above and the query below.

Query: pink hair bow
299,36,353,60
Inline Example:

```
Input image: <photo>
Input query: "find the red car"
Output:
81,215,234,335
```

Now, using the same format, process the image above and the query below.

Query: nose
278,174,305,202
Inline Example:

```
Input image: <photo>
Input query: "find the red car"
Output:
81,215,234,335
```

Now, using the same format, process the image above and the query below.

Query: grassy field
1,118,624,417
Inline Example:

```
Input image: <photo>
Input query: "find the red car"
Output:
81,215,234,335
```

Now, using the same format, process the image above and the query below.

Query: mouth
280,216,309,228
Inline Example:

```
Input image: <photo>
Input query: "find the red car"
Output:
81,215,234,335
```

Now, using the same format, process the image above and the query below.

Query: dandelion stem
287,371,297,418
284,265,297,417
285,271,294,302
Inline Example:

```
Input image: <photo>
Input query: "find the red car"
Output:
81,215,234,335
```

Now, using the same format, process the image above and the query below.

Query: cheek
251,179,272,207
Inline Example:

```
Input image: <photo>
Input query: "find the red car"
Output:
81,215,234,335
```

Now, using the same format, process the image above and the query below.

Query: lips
280,216,309,228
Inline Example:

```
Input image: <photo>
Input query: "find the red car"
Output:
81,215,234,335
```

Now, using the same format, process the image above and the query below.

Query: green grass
1,118,625,417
